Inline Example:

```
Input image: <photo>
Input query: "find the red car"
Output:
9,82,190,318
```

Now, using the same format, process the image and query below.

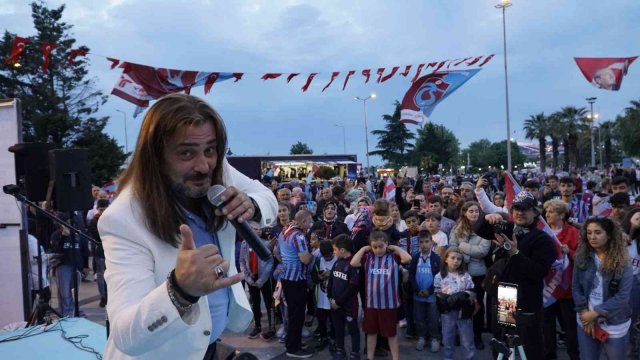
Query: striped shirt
398,231,420,257
363,252,401,309
278,225,309,281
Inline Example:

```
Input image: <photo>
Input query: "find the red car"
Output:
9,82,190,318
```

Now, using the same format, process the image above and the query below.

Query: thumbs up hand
174,224,244,297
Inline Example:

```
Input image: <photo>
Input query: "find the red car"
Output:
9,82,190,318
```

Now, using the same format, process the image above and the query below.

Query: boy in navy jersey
398,210,421,338
351,231,412,360
328,234,361,360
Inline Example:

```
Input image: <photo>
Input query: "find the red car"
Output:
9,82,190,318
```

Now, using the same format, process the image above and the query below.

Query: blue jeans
56,264,78,317
577,326,629,360
441,311,475,360
630,276,640,357
414,300,440,340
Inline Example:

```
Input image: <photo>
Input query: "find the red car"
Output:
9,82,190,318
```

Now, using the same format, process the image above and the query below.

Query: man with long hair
98,94,277,360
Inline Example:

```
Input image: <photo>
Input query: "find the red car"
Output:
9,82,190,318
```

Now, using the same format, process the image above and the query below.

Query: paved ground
50,269,572,359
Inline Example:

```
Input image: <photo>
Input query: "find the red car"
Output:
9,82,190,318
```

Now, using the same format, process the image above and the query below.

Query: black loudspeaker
8,143,54,202
49,148,93,211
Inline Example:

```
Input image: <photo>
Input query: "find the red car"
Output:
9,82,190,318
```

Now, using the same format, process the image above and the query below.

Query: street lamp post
495,0,512,172
333,124,347,153
115,109,129,153
586,97,597,168
354,93,376,174
598,122,603,170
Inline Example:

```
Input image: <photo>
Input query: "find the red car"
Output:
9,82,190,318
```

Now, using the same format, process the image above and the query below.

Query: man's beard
171,172,211,199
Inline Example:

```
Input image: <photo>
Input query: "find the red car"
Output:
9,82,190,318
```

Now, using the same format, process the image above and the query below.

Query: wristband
249,197,261,222
169,270,200,304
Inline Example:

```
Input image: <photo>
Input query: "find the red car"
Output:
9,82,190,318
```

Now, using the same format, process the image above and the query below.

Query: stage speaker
49,148,93,211
8,143,54,202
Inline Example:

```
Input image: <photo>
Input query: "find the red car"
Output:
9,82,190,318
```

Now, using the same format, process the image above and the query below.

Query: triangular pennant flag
342,70,355,90
287,73,300,83
67,49,87,65
301,73,317,92
400,65,412,77
466,56,483,66
362,69,371,83
232,73,244,82
478,54,494,67
107,57,120,69
261,73,282,80
376,68,385,82
410,64,425,83
204,73,220,94
380,66,399,82
454,57,472,66
322,72,340,92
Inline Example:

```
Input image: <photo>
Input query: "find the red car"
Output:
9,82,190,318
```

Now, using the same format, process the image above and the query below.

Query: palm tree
547,112,563,171
557,106,588,170
523,113,548,172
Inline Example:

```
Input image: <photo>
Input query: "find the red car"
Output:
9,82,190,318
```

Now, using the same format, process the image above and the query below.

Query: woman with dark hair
573,217,633,360
271,202,292,239
622,208,640,358
448,201,490,350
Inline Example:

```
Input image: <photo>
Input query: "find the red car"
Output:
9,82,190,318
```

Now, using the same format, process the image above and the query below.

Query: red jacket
554,222,580,299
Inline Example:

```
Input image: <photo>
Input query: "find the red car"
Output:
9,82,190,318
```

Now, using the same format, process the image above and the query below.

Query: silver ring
214,265,226,279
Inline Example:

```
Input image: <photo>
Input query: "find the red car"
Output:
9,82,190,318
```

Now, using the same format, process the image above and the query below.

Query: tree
464,139,496,169
409,123,460,173
616,99,640,157
523,112,548,172
547,113,562,171
556,106,587,170
369,101,415,167
490,140,526,169
315,166,337,180
289,141,313,154
0,2,125,184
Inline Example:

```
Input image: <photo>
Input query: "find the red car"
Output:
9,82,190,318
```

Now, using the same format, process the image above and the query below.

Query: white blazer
98,159,278,359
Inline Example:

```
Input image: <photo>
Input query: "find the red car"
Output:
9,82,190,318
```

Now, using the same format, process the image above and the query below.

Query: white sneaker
398,319,407,328
301,327,311,338
415,337,426,351
276,326,286,338
430,338,440,353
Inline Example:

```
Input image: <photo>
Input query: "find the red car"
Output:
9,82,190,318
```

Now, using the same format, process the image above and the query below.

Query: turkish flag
67,49,87,65
574,56,637,91
41,42,57,74
5,36,29,65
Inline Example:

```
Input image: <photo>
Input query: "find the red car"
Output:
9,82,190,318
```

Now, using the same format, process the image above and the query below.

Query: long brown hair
576,217,628,276
454,201,480,239
117,94,228,247
440,247,467,278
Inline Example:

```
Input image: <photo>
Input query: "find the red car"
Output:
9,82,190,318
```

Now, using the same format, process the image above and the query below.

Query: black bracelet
169,269,200,304
249,197,262,222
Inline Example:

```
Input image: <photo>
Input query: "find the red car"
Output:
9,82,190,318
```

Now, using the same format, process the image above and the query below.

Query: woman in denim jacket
572,217,633,360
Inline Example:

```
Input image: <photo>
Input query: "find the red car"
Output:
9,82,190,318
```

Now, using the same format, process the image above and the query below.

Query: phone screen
497,282,518,329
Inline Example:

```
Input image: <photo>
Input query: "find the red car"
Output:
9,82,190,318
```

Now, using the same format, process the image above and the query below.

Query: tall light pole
495,0,512,172
597,118,603,170
354,93,376,174
115,109,129,153
586,97,597,168
333,124,347,153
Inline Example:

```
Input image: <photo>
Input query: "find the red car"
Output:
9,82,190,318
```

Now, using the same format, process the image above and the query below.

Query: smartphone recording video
497,282,518,329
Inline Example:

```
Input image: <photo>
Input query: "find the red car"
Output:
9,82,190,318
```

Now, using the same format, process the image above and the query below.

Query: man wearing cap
482,191,557,359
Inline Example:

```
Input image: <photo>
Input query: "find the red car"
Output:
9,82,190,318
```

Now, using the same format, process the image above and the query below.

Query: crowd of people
239,166,640,359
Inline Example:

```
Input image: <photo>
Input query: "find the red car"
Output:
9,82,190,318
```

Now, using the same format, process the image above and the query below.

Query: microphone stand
3,185,98,322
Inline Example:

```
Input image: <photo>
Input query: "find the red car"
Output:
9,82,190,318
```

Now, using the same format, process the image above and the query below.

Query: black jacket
327,256,360,312
483,222,556,312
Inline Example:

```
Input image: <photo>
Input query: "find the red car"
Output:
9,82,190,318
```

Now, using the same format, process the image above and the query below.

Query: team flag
382,176,396,202
574,56,637,91
503,171,570,308
400,69,481,125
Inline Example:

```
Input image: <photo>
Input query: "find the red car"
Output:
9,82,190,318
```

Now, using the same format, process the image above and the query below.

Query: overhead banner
574,56,637,91
400,69,481,125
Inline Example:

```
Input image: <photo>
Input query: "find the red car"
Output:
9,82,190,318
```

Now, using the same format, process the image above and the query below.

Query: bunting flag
382,176,396,201
67,49,87,65
41,42,57,74
376,68,385,82
342,70,355,90
286,73,300,83
4,36,29,65
380,66,399,83
362,69,371,83
400,69,481,125
503,171,569,308
232,73,244,82
574,56,637,91
322,71,340,92
410,64,425,83
400,65,412,77
107,57,120,69
301,73,317,92
261,73,282,80
203,72,220,94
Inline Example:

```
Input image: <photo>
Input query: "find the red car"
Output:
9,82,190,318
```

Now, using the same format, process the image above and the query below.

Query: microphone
207,185,272,261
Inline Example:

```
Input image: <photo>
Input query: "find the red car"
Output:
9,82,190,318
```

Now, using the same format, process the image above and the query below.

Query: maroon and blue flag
400,69,481,125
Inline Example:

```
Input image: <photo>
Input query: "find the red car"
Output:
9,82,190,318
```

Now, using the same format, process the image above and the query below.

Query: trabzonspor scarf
373,215,393,231
351,207,372,238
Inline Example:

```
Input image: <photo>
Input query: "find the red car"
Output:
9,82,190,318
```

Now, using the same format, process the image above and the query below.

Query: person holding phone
572,217,633,360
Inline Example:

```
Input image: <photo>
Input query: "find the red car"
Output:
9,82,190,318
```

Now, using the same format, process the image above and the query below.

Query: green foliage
314,166,336,180
463,139,525,169
523,113,548,172
289,141,313,154
616,100,640,157
369,101,415,167
0,2,125,184
410,122,460,173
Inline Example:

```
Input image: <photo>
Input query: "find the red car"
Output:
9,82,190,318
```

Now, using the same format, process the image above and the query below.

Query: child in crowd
398,210,421,337
328,234,361,360
351,231,412,360
239,227,275,339
423,210,448,258
408,230,441,352
311,240,337,351
435,248,476,360
272,264,289,343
